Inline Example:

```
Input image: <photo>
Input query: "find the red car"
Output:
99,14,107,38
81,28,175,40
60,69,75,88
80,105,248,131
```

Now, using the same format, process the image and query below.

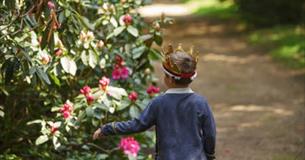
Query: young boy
93,44,216,160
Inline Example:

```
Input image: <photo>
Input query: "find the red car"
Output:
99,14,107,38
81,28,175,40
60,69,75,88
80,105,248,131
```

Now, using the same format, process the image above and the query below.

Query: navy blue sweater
101,93,216,160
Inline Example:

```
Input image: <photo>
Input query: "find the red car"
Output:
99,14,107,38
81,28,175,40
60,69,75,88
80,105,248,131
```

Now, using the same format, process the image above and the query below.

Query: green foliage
186,0,239,19
0,0,172,159
233,0,305,26
249,25,305,68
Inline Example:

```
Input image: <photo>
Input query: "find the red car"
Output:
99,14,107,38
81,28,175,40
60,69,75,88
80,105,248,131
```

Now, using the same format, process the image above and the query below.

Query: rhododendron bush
0,0,172,159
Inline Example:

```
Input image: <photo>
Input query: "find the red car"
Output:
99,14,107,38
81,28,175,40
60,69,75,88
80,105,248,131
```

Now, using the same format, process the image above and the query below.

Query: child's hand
93,128,103,140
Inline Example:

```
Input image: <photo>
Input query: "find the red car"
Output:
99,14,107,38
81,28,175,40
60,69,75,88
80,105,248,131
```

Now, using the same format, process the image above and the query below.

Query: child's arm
93,99,157,139
201,102,216,160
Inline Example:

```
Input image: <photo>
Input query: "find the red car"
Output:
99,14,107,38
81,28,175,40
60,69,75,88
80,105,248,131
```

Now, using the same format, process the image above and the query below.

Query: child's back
150,90,216,160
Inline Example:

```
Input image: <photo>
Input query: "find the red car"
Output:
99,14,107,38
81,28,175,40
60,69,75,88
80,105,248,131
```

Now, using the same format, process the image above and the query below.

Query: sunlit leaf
60,57,77,76
127,26,139,37
35,135,49,145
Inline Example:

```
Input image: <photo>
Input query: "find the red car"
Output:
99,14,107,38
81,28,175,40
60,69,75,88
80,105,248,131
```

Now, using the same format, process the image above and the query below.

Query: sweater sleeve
100,99,157,136
201,102,216,160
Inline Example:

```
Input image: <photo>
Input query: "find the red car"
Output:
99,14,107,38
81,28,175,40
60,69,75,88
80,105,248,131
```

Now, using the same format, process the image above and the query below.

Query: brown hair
168,51,197,85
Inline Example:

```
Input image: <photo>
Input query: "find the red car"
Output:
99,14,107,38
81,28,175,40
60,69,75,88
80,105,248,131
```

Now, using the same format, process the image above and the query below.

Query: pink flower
112,67,121,80
119,137,140,157
99,76,110,91
41,54,51,65
86,95,94,105
63,111,70,119
60,102,73,119
146,85,160,96
60,103,73,113
51,125,58,135
120,66,129,79
122,14,132,25
47,1,55,10
80,85,91,96
128,91,138,102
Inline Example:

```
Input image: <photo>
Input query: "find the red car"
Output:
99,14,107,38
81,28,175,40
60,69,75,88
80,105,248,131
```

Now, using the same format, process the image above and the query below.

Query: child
93,44,216,160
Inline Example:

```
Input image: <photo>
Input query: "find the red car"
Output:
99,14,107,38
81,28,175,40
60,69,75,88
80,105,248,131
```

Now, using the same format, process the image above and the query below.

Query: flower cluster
112,55,129,80
99,76,110,91
119,137,140,157
60,101,73,119
80,85,94,105
80,30,95,42
146,85,160,96
128,91,138,102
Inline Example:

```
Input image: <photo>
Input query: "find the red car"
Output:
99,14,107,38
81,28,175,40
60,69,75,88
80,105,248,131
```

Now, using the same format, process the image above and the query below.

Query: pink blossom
128,91,138,102
146,85,160,96
50,125,58,135
63,111,70,119
120,66,129,79
41,54,51,65
122,14,132,25
119,137,140,157
60,103,73,113
47,1,55,10
112,67,121,80
60,102,73,119
86,95,94,105
99,76,110,91
80,85,91,96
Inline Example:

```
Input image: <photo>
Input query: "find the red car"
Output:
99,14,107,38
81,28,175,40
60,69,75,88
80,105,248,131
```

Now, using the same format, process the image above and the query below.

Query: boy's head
162,44,198,88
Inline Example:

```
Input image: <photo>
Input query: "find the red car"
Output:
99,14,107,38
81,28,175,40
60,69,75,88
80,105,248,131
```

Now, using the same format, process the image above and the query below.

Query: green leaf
86,107,94,117
50,74,61,86
97,154,109,160
60,57,77,76
129,106,140,118
113,26,125,36
132,46,146,59
81,51,88,66
127,26,139,37
138,34,153,41
107,86,127,100
36,68,51,85
110,17,118,27
27,120,42,125
35,135,49,145
0,110,4,118
88,50,97,69
154,32,163,46
148,48,162,60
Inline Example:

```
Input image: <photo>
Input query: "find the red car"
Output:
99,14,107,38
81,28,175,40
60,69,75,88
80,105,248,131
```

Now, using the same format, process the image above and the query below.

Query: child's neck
168,84,189,89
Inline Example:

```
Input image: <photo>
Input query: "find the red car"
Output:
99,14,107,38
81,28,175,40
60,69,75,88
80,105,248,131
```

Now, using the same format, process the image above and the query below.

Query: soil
148,11,305,160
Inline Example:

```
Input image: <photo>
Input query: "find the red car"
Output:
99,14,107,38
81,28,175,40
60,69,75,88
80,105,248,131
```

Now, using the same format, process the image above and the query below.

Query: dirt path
144,7,305,159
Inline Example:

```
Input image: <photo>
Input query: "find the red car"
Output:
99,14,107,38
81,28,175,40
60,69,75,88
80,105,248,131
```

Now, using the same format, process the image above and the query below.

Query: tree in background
0,0,172,159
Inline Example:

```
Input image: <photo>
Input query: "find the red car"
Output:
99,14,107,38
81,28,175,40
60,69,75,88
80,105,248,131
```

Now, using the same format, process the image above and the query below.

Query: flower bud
97,40,104,48
54,48,62,57
41,54,51,64
48,1,55,10
86,95,94,105
122,14,132,25
128,91,138,102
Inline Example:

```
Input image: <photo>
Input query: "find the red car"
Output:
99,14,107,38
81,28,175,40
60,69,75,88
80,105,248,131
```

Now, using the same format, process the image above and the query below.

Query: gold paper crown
161,44,199,79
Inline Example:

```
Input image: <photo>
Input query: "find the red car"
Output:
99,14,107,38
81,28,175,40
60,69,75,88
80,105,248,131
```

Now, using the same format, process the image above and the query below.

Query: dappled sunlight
203,53,257,64
138,4,191,17
230,104,294,116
